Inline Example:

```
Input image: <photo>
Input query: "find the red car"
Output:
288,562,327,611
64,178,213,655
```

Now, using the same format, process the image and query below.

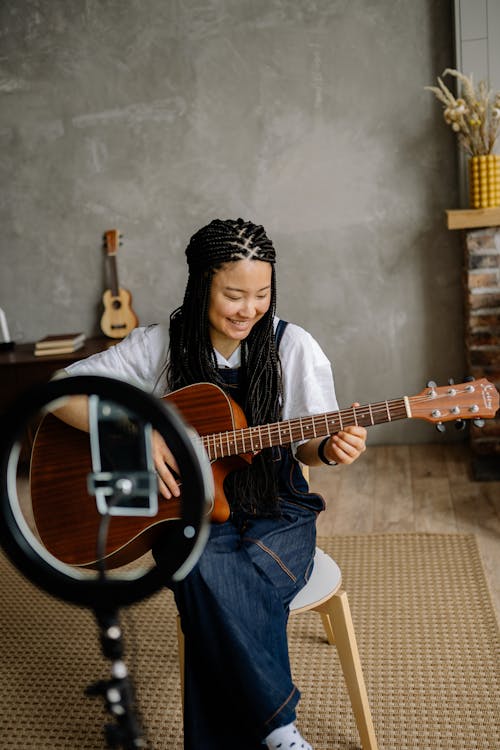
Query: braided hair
166,218,282,516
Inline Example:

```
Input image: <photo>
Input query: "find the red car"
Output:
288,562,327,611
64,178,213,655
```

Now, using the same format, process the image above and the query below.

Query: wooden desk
0,337,113,415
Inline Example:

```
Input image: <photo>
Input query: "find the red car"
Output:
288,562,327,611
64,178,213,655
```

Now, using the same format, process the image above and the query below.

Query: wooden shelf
446,207,500,230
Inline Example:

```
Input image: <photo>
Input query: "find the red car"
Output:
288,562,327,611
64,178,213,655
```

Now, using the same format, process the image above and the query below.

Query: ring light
0,375,213,608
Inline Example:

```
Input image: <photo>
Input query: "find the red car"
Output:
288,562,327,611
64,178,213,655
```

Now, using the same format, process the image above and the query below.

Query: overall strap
274,319,288,351
217,319,288,407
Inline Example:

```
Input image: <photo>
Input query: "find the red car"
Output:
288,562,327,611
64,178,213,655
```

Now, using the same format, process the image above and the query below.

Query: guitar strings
200,386,481,459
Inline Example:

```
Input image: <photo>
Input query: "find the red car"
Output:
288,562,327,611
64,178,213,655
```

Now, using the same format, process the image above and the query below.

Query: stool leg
176,614,185,712
319,610,335,645
320,589,378,750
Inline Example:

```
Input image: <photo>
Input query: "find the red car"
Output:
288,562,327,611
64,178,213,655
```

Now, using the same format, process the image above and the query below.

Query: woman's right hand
151,430,181,500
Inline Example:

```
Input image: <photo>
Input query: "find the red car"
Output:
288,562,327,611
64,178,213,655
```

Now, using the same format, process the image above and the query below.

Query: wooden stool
288,547,378,749
176,547,378,749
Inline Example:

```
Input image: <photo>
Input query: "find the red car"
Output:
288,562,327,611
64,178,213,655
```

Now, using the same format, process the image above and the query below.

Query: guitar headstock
408,378,499,423
103,229,123,255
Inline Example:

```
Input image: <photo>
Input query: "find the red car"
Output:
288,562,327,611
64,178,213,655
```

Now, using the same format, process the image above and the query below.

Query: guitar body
30,383,249,569
100,287,139,338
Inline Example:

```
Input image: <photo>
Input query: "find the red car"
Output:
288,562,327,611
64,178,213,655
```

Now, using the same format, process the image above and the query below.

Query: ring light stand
0,375,213,749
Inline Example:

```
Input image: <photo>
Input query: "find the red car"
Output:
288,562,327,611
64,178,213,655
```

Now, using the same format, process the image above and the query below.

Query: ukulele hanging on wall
100,229,139,339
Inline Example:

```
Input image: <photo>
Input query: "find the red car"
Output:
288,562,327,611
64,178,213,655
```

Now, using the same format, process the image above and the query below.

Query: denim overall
155,321,326,749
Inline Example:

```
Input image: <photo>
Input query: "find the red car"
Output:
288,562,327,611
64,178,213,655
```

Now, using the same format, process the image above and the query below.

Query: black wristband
318,436,337,466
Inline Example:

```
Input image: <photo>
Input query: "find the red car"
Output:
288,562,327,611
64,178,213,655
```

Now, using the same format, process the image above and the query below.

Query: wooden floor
312,442,500,619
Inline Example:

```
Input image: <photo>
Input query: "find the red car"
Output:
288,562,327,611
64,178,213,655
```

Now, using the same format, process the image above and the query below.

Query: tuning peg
448,378,455,385
454,419,466,431
435,422,446,433
473,418,485,428
464,375,474,382
427,380,437,388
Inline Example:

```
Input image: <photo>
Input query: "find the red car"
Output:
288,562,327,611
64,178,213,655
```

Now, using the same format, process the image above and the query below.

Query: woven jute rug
0,533,499,749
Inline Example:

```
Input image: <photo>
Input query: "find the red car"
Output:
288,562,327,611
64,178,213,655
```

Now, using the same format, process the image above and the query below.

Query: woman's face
208,258,272,357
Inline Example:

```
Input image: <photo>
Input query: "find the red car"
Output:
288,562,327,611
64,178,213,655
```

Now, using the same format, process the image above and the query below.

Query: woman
60,218,367,750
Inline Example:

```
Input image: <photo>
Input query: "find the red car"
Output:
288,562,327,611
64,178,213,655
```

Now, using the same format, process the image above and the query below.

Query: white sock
264,722,313,749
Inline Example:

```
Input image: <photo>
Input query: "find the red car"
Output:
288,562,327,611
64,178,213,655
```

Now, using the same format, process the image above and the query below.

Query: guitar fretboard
202,397,409,460
107,254,120,297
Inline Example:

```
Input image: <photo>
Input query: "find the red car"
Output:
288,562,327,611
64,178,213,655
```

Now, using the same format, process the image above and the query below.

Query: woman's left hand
327,402,367,465
327,425,367,465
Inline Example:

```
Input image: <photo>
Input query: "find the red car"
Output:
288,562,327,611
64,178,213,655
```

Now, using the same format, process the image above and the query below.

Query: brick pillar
464,227,500,479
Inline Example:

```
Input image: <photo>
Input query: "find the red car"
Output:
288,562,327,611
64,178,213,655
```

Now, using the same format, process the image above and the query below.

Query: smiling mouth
228,319,251,327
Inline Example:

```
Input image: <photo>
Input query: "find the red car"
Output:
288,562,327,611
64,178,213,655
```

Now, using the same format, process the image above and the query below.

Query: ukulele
100,229,139,338
29,378,499,569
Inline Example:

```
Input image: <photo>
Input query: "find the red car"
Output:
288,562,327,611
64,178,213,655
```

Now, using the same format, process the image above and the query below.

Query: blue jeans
154,500,317,749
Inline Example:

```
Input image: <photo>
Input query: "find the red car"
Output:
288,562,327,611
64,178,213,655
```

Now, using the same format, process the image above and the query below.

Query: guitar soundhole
112,300,122,310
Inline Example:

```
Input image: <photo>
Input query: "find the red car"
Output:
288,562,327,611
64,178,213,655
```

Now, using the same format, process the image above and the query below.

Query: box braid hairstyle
166,218,282,516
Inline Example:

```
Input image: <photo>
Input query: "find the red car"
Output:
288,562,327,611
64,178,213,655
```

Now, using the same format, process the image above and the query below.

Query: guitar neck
202,397,409,460
107,253,120,297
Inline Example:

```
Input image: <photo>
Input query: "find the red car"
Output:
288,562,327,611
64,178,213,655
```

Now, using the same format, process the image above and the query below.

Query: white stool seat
290,547,342,613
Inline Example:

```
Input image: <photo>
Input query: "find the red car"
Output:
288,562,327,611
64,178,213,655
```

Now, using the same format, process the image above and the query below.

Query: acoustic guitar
29,378,498,569
100,229,139,338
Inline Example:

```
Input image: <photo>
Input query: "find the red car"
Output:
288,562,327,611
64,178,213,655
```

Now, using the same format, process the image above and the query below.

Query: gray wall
0,0,463,444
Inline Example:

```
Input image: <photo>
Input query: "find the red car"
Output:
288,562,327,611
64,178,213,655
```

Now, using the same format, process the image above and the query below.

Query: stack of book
34,332,86,357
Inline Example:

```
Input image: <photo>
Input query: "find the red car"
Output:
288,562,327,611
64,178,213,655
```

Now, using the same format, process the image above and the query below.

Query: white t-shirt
65,318,338,423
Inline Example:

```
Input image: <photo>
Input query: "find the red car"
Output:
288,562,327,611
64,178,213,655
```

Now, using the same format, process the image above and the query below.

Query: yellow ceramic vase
469,154,500,208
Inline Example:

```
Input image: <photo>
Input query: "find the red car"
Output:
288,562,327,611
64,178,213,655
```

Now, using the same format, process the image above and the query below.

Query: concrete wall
0,0,463,444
